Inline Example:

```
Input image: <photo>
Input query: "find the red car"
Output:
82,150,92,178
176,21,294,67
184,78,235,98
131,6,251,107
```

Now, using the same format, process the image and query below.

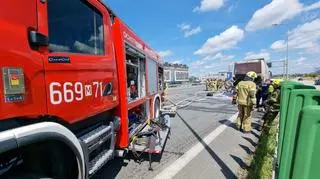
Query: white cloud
227,5,234,13
304,1,320,11
300,11,320,22
288,57,319,73
270,19,320,54
193,0,224,12
295,57,306,65
191,59,206,68
178,23,191,31
159,50,174,57
245,50,271,61
170,60,182,64
194,25,244,55
270,40,286,50
178,23,202,37
191,60,233,76
245,0,320,31
227,0,239,14
185,26,202,37
190,52,234,71
269,56,319,74
206,52,234,61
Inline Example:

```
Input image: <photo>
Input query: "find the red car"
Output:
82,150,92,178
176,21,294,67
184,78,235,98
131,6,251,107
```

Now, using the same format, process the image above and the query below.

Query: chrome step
78,122,117,177
79,125,112,147
88,149,114,176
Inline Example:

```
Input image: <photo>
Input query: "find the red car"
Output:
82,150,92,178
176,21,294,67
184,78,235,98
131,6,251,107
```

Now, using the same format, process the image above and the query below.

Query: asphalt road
298,80,320,90
93,85,238,179
166,85,205,104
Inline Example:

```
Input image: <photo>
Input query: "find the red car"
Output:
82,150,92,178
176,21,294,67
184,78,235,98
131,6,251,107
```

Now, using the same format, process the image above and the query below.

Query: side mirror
267,62,272,68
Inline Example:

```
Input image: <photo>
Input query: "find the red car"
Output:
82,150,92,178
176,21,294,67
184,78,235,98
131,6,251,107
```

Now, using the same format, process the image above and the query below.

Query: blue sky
104,0,320,76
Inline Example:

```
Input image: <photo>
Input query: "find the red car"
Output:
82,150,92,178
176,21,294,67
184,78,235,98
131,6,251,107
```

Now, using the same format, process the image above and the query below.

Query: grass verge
246,117,278,179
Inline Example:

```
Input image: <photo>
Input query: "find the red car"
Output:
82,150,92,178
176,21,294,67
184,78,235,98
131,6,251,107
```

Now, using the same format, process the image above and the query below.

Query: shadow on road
242,136,257,147
219,119,238,130
239,144,253,155
92,131,169,178
251,122,261,131
251,130,260,139
176,112,237,179
230,154,249,170
92,157,127,179
93,151,165,179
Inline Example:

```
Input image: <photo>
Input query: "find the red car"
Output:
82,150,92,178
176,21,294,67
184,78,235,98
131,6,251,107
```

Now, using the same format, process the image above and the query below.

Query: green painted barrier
278,81,315,164
291,106,320,179
279,89,320,179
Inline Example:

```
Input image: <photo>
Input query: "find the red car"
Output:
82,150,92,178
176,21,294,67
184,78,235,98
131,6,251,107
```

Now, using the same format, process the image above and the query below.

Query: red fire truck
0,0,171,178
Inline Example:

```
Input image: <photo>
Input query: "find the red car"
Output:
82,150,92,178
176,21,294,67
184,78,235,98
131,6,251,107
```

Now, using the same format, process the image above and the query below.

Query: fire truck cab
0,0,170,178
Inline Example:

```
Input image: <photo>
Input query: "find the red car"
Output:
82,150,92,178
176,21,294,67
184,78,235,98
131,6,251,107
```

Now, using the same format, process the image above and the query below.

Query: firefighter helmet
246,71,257,79
272,79,282,86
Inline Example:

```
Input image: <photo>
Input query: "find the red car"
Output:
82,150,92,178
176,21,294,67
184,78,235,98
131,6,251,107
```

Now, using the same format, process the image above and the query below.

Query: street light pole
286,30,289,79
283,60,286,79
272,23,289,79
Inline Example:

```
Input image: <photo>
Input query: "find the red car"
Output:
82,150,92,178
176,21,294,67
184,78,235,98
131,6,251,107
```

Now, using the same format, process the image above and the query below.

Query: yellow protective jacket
236,80,257,106
268,84,275,93
270,88,280,103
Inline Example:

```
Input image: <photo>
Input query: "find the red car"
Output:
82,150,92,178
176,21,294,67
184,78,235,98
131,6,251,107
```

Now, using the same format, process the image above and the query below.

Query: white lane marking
167,92,229,109
175,96,194,105
154,112,238,179
168,91,208,106
177,97,207,109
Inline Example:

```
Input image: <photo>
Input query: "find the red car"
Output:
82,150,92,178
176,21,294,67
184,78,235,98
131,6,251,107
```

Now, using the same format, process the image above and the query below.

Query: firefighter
208,79,212,91
212,79,218,92
234,71,257,133
206,79,210,91
208,79,215,91
217,79,223,92
260,79,281,130
261,80,270,111
268,79,275,95
163,82,168,102
254,76,263,110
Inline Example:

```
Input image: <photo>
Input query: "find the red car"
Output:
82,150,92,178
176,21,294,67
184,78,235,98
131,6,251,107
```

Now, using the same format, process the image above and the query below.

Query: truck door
42,0,118,123
0,0,47,119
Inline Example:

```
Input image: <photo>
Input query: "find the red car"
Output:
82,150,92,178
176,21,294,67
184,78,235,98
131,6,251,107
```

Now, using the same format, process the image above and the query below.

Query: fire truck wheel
154,98,160,119
46,142,78,179
7,141,78,179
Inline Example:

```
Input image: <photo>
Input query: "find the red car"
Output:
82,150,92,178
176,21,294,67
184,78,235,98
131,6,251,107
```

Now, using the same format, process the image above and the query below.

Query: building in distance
163,62,189,84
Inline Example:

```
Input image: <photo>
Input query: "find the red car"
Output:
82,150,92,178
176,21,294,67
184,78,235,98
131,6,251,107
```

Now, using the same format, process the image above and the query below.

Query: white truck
234,58,270,82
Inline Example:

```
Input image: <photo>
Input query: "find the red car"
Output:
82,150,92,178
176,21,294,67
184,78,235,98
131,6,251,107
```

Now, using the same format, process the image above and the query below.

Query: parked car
298,77,304,81
315,79,320,85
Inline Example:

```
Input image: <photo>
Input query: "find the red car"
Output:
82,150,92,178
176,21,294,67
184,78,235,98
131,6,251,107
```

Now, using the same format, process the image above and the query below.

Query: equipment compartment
125,44,146,103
